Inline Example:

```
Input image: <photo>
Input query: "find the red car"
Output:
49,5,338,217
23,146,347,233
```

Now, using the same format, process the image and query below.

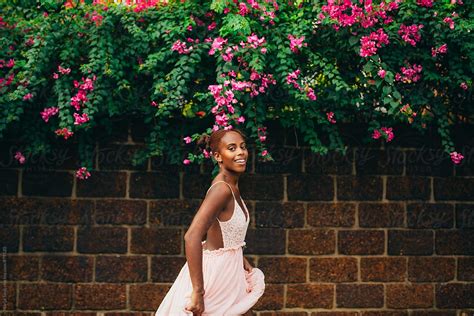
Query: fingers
184,305,204,315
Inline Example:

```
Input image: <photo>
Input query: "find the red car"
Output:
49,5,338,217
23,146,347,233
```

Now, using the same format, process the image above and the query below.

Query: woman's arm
183,182,233,294
243,256,254,272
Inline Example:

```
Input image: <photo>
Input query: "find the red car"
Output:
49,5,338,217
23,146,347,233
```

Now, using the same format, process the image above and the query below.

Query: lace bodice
205,181,250,249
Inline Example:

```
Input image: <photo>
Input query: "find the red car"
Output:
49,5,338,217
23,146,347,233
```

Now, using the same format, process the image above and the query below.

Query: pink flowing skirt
155,241,265,316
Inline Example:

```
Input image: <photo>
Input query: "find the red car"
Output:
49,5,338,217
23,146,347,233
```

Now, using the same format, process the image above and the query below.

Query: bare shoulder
205,181,233,202
184,182,233,238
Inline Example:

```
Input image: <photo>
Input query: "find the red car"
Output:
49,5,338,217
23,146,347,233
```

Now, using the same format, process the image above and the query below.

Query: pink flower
286,69,301,90
90,11,103,27
460,82,468,90
378,69,386,78
417,0,433,7
381,126,394,142
398,24,423,47
7,59,15,68
58,65,71,75
14,151,26,164
261,150,268,156
208,21,217,31
250,71,261,81
372,127,394,142
171,40,193,54
247,33,266,49
73,112,90,125
320,1,399,29
306,87,317,101
450,151,464,164
23,93,33,101
203,149,211,158
40,107,59,123
432,43,448,57
395,63,423,83
55,128,74,140
222,48,234,62
360,29,389,57
288,34,307,53
443,17,455,29
183,136,192,144
208,84,223,98
24,37,35,46
70,76,96,110
372,129,382,140
260,47,267,54
76,167,91,180
183,159,191,165
239,2,250,16
259,135,266,142
151,101,158,107
209,37,227,55
215,113,229,126
237,116,245,124
326,112,336,124
53,73,59,79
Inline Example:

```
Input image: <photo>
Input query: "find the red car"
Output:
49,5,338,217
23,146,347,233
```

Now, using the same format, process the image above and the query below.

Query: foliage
1,0,472,178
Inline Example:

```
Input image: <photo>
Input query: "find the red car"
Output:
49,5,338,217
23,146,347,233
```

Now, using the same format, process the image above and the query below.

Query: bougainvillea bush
1,0,472,179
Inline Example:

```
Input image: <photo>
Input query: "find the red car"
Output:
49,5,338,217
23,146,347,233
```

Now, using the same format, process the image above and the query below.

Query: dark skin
183,131,254,316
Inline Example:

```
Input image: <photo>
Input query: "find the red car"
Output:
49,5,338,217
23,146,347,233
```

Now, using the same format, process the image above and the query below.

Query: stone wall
1,122,474,315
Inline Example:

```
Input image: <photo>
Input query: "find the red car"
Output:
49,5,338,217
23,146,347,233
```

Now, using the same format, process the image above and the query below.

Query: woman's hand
184,290,205,315
243,256,254,273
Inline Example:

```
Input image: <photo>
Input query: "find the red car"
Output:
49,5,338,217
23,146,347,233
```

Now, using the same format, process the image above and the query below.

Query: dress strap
206,180,236,200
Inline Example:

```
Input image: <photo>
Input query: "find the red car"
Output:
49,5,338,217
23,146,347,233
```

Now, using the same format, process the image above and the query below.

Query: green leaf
220,14,250,37
210,0,226,14
349,36,359,47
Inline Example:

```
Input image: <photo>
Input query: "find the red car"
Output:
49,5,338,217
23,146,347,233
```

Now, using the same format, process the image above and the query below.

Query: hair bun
197,134,211,149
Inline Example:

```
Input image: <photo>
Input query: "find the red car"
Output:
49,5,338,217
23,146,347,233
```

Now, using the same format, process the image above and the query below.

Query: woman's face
215,131,248,172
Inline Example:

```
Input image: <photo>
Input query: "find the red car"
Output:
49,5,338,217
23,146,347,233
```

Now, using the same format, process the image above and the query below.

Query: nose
237,147,247,156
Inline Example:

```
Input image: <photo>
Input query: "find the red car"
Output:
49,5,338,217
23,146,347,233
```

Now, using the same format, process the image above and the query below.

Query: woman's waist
201,240,246,255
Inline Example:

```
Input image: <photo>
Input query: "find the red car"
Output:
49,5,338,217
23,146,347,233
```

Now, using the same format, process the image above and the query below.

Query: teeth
235,160,246,163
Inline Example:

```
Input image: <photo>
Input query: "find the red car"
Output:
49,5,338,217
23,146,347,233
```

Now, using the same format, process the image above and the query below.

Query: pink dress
155,181,266,316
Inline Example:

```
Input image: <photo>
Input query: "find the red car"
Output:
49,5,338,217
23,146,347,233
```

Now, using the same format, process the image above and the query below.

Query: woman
156,128,265,316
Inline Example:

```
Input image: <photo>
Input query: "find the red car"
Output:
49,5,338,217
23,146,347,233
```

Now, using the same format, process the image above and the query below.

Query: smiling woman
155,128,265,316
209,128,248,169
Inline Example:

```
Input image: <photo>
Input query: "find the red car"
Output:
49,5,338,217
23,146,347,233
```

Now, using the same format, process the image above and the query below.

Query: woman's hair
207,128,247,154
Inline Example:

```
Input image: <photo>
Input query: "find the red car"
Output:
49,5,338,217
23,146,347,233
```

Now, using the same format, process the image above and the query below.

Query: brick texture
388,230,433,255
310,257,357,282
2,134,473,314
360,257,406,282
288,229,335,255
18,284,72,310
336,284,384,308
338,230,384,255
287,284,334,308
408,257,455,282
258,257,307,283
307,203,355,227
386,284,434,308
74,284,126,310
359,203,404,227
